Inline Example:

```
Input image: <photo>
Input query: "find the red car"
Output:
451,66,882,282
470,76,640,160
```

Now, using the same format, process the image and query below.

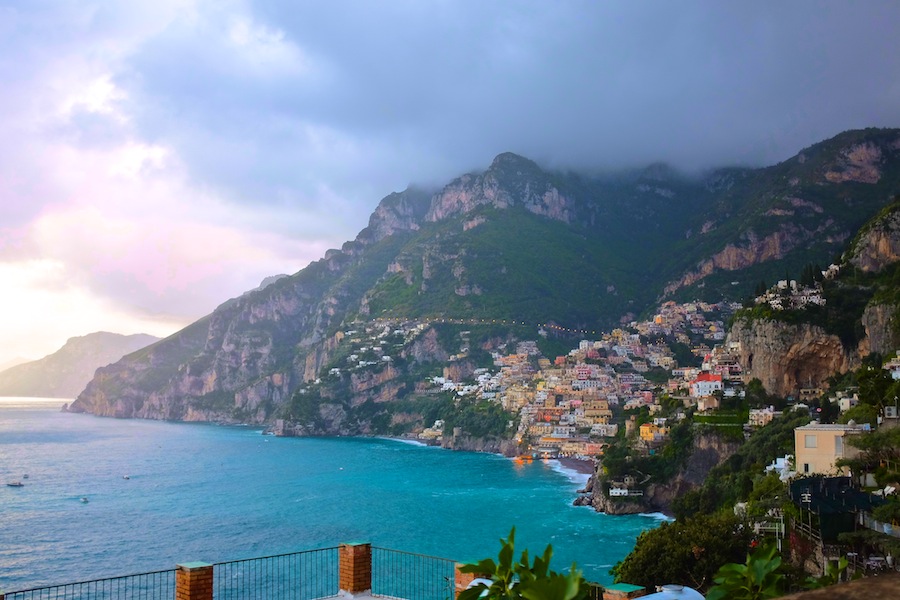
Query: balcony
1,544,619,600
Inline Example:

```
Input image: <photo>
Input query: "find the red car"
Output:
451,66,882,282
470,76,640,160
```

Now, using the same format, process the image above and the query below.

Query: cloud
1,0,900,363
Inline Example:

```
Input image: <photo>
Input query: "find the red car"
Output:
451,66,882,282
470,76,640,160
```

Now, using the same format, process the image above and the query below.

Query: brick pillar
454,564,489,598
176,562,213,600
339,542,372,594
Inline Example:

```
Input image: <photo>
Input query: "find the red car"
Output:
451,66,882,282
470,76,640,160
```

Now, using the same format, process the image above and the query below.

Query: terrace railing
212,548,339,600
371,548,456,600
2,544,616,600
3,569,176,600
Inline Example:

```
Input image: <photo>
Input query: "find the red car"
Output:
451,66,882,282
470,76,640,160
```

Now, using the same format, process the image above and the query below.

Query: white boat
7,481,24,487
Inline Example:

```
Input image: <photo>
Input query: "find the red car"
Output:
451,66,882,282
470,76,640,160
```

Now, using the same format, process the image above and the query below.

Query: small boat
7,481,24,487
80,497,89,503
122,475,130,480
22,474,29,479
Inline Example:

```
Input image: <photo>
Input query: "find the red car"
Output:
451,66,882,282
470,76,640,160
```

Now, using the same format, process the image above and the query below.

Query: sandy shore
558,456,596,475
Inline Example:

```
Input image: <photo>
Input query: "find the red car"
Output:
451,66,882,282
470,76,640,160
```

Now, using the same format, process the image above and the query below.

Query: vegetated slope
0,332,159,398
70,129,900,424
729,198,900,397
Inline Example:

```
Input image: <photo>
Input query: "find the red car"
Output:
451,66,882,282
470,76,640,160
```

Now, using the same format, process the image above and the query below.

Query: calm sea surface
0,398,661,590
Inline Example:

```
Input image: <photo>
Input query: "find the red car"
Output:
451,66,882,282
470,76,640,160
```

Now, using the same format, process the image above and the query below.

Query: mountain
70,128,900,424
0,357,31,371
0,332,160,398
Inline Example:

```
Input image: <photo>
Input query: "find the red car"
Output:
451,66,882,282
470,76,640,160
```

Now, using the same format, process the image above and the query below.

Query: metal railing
3,569,176,600
371,548,457,600
860,512,900,539
213,548,339,600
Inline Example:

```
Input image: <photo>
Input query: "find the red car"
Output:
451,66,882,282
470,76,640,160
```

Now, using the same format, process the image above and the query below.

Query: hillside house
749,406,781,428
690,372,723,397
639,422,669,443
794,422,868,475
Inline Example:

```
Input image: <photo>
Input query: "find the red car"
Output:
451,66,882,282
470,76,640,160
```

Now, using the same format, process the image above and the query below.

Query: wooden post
176,562,213,600
339,542,372,594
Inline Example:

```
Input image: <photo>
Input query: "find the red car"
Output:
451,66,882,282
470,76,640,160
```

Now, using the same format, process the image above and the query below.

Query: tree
837,403,878,427
611,513,753,591
857,364,894,415
458,528,586,600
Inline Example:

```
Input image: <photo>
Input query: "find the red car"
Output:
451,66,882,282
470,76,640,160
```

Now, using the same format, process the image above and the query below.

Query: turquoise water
0,399,660,591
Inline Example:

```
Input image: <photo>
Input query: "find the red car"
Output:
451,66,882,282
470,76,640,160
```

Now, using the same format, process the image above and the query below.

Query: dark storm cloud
119,1,900,218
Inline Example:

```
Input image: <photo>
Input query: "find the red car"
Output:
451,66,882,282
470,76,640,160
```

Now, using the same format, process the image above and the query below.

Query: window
804,434,817,448
803,463,810,473
835,435,843,455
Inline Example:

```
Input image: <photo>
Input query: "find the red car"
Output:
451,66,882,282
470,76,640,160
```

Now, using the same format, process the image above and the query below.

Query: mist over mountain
70,128,900,424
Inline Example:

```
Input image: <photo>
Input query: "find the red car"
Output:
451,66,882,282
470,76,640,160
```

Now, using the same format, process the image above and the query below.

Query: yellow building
639,422,669,443
584,400,612,424
794,423,866,475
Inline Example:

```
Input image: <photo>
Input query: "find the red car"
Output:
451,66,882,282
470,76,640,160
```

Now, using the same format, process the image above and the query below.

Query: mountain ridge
70,127,900,423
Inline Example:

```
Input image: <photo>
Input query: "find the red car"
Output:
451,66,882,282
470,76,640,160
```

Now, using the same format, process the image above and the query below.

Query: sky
2,1,900,365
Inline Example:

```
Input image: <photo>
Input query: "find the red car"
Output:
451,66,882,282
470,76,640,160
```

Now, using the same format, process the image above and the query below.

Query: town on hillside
280,278,900,588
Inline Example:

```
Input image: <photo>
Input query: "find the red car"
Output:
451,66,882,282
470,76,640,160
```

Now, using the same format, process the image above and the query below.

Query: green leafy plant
705,543,784,600
458,528,586,600
803,556,858,589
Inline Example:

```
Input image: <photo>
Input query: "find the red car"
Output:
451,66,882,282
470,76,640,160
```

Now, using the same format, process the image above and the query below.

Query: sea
0,398,665,591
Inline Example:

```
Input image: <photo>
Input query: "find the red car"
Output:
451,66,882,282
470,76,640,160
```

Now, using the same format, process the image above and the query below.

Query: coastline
557,456,596,475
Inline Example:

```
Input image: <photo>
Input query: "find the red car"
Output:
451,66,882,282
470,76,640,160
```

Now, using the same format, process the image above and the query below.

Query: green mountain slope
69,128,900,424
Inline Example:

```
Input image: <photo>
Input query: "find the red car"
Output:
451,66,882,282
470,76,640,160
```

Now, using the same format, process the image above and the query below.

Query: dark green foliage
706,544,784,600
459,528,586,600
672,411,809,520
838,403,878,426
445,397,516,438
611,513,753,591
602,419,694,485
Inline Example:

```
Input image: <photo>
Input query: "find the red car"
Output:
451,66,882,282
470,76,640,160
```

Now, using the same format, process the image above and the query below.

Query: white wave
548,460,591,487
379,436,430,447
639,511,675,522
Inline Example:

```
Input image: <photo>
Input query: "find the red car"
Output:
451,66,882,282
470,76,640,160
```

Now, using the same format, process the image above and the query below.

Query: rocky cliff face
425,153,574,224
862,303,900,357
728,318,858,397
665,221,851,295
665,225,806,294
850,202,900,273
581,432,740,515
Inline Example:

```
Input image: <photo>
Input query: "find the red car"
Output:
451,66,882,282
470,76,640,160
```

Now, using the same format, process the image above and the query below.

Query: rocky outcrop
824,142,883,184
402,328,449,364
444,360,476,382
728,318,858,397
849,203,900,272
356,188,431,244
585,432,740,515
862,303,900,357
425,153,573,224
665,223,847,295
